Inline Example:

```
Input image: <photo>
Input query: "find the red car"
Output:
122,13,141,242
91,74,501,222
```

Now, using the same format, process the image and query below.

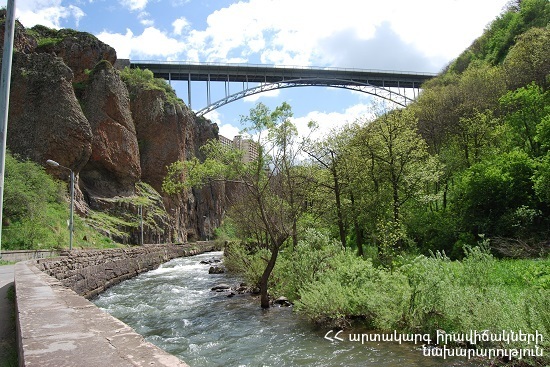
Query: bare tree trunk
260,244,280,308
333,167,346,248
350,193,364,256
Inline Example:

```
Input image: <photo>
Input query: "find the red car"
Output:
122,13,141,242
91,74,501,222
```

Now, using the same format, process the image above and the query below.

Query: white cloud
292,103,374,141
388,0,508,62
138,11,154,27
243,89,280,102
96,29,134,59
218,123,241,140
204,110,221,124
172,17,190,36
171,0,191,5
14,0,508,73
67,5,85,27
165,0,508,70
97,27,187,59
120,0,148,11
15,0,85,29
205,110,242,139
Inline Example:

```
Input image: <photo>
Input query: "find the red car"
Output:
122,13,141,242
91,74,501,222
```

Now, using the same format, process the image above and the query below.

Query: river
93,251,483,367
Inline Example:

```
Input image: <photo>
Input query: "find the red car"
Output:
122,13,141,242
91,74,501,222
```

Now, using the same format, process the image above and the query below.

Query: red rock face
127,86,225,241
7,52,93,174
35,28,117,84
79,62,141,197
0,16,37,54
130,88,188,193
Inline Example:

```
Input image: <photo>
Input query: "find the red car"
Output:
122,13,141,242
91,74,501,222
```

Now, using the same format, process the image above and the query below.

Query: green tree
304,125,353,250
455,109,502,167
500,82,550,157
164,102,309,308
354,108,439,225
503,27,550,90
451,151,539,238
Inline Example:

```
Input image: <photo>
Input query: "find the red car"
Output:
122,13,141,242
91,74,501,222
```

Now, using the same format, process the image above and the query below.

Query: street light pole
46,160,74,251
138,205,144,245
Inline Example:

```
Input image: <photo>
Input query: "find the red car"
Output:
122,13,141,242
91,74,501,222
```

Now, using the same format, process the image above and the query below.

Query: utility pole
0,0,16,259
138,205,144,245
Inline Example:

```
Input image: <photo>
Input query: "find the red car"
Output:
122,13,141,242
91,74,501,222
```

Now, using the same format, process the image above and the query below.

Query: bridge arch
195,77,416,116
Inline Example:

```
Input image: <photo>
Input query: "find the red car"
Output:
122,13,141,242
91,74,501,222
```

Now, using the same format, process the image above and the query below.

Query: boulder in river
211,284,231,291
208,265,225,274
274,296,293,307
200,258,221,265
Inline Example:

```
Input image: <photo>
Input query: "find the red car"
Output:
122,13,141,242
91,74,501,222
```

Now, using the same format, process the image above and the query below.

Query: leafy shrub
295,250,410,330
294,240,549,365
450,150,538,237
2,153,66,249
271,229,341,301
401,245,549,357
404,207,460,256
214,217,238,243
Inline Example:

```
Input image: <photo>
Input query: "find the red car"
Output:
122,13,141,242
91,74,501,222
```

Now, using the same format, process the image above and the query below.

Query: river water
93,251,483,367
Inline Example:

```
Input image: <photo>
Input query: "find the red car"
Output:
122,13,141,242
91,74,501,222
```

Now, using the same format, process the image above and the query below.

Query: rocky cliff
0,14,225,244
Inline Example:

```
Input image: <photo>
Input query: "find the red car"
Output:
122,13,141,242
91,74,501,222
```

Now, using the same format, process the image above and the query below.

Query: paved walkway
0,264,16,366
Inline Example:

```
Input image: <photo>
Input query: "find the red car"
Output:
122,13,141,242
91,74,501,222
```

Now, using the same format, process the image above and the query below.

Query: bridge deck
130,61,435,89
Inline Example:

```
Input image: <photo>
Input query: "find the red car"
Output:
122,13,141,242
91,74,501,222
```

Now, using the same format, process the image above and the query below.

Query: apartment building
219,134,259,163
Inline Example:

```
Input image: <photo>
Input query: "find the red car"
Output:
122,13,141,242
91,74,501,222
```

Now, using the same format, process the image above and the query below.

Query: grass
120,66,184,106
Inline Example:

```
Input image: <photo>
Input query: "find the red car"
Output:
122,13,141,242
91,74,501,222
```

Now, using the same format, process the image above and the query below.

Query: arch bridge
129,60,436,116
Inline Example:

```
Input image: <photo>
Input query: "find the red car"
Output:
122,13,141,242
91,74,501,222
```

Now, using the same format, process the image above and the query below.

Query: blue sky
5,0,509,139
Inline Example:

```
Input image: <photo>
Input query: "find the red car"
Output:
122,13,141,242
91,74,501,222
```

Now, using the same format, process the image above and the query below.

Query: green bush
450,150,539,237
223,241,270,288
404,207,460,257
294,241,549,364
295,250,410,330
214,217,238,243
400,246,549,356
2,153,66,249
2,152,117,250
271,229,342,301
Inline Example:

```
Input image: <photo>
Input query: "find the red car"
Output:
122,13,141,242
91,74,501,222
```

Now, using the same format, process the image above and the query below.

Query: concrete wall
0,249,59,263
15,242,219,367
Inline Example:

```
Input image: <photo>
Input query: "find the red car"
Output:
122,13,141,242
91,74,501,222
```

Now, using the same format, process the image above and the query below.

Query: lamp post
46,159,74,251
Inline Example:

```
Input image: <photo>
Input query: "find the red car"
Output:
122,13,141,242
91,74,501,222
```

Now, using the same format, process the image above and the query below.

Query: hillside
394,0,550,255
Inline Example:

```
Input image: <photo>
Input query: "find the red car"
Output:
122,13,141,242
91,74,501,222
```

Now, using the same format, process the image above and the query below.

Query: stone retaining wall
15,242,221,367
35,242,217,299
